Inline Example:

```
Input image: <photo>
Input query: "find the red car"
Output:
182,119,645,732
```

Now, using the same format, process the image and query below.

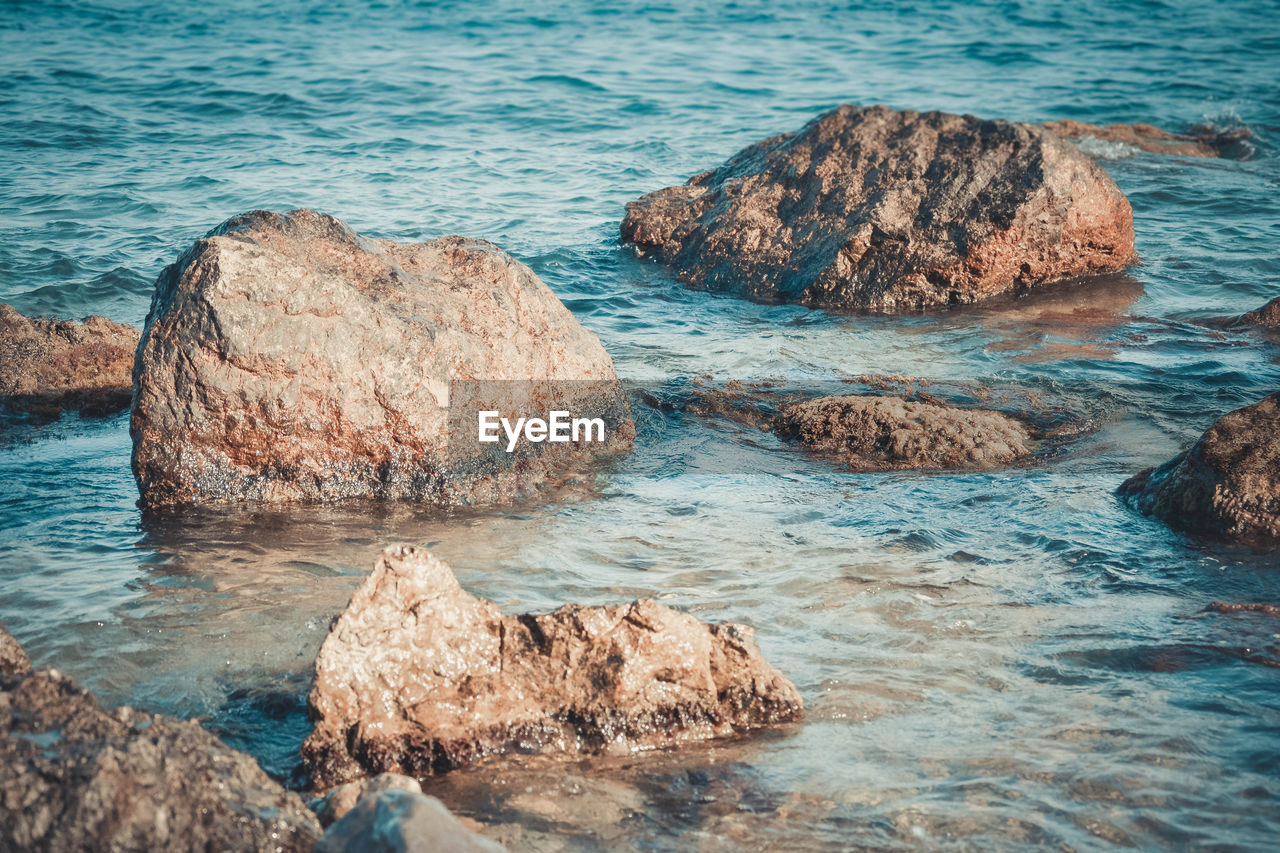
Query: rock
1119,393,1280,540
315,772,423,827
776,395,1033,471
0,624,31,675
621,104,1136,311
1042,119,1251,159
0,303,139,420
131,209,631,510
1206,602,1280,617
0,661,322,851
1240,296,1280,330
316,789,504,853
302,546,802,789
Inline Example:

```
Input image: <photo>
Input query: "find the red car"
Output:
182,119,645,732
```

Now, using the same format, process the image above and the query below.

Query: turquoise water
2,1,1279,849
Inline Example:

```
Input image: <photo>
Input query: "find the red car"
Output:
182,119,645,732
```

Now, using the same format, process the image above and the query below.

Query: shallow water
2,0,1280,849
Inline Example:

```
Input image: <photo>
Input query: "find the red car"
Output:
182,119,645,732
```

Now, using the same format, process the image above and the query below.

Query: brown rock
1119,393,1280,540
0,624,31,675
621,104,1136,312
302,546,802,789
1041,119,1250,158
315,772,424,827
1206,602,1280,617
316,788,504,853
1240,296,1280,330
777,395,1033,471
0,303,138,420
0,664,322,851
131,209,631,509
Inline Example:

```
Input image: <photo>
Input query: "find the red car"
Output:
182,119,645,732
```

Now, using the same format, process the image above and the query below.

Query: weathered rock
1119,393,1280,540
1206,601,1280,617
777,395,1033,471
1240,296,1280,330
0,303,139,420
1042,119,1250,159
303,546,802,789
316,789,504,853
0,662,322,851
0,624,31,675
621,104,1136,311
132,209,631,509
315,772,424,827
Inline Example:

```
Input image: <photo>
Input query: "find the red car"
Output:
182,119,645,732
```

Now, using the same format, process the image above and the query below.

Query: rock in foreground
0,303,138,420
621,104,1136,311
0,641,322,851
1119,393,1280,540
316,789,504,853
1042,119,1250,158
777,395,1033,471
132,209,631,509
303,546,802,789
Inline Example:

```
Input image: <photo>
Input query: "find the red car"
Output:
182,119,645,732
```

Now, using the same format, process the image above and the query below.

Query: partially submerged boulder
132,209,631,509
0,623,31,675
0,303,138,420
1240,296,1280,331
621,104,1136,311
1119,393,1280,540
0,645,322,851
316,788,504,853
315,772,425,827
1042,119,1250,159
303,546,802,789
777,395,1033,471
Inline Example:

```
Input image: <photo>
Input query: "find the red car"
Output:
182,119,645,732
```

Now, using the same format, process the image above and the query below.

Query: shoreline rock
0,624,31,675
621,104,1136,312
302,546,802,790
316,788,504,853
131,209,632,510
1041,119,1251,159
0,303,139,421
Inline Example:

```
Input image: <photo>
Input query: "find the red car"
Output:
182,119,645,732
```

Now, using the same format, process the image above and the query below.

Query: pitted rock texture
0,303,139,419
302,546,802,789
1119,393,1280,541
1241,296,1280,330
1042,119,1250,158
621,104,1136,311
777,395,1032,471
0,661,322,851
0,623,31,675
131,209,631,509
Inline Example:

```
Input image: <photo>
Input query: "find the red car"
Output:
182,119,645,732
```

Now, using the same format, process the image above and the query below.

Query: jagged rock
0,303,138,420
1042,119,1251,159
0,624,31,675
303,546,802,789
315,772,424,827
1206,602,1280,617
1119,393,1280,540
777,395,1032,471
1240,296,1280,330
0,658,322,851
132,209,631,509
316,789,504,853
621,104,1136,311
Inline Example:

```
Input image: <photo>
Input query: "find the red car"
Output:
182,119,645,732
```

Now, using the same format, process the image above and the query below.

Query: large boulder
0,303,139,420
1119,393,1280,540
131,209,631,509
0,650,322,851
302,546,802,789
316,789,503,853
621,104,1137,312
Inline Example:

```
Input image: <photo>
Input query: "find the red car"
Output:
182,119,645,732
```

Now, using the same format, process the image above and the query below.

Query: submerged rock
621,104,1136,311
316,789,504,853
0,650,322,851
1042,119,1251,159
315,772,425,827
0,303,139,420
777,395,1033,471
1240,296,1280,331
132,209,631,510
303,546,802,789
1206,602,1280,617
0,624,31,675
1119,393,1280,541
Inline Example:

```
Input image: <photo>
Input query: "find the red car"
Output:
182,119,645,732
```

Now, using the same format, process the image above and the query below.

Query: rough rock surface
303,546,802,789
315,772,424,827
316,789,504,853
132,209,631,509
1042,119,1250,158
0,303,139,419
777,395,1033,471
1241,296,1280,330
621,104,1136,311
1207,601,1280,617
0,624,31,675
1119,393,1280,540
0,659,322,851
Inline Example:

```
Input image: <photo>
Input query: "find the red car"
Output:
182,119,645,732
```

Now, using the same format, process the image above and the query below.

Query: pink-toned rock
131,209,631,509
302,546,802,790
0,623,30,675
621,104,1136,311
1042,119,1250,158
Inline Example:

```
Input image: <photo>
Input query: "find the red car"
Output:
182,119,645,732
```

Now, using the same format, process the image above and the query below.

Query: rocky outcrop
1240,296,1280,330
1206,602,1280,617
131,209,631,509
1119,393,1280,540
621,104,1136,311
0,624,31,675
776,395,1033,471
0,303,139,420
303,546,802,789
1042,119,1251,159
0,646,322,851
316,789,504,853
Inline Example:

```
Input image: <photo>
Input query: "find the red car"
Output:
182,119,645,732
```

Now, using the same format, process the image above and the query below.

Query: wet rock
1042,119,1251,159
315,772,424,827
0,303,139,420
316,788,504,853
0,624,31,675
302,546,802,789
132,209,631,510
1119,393,1280,540
1206,602,1280,617
0,661,322,851
1240,296,1280,331
621,104,1136,311
776,395,1033,471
